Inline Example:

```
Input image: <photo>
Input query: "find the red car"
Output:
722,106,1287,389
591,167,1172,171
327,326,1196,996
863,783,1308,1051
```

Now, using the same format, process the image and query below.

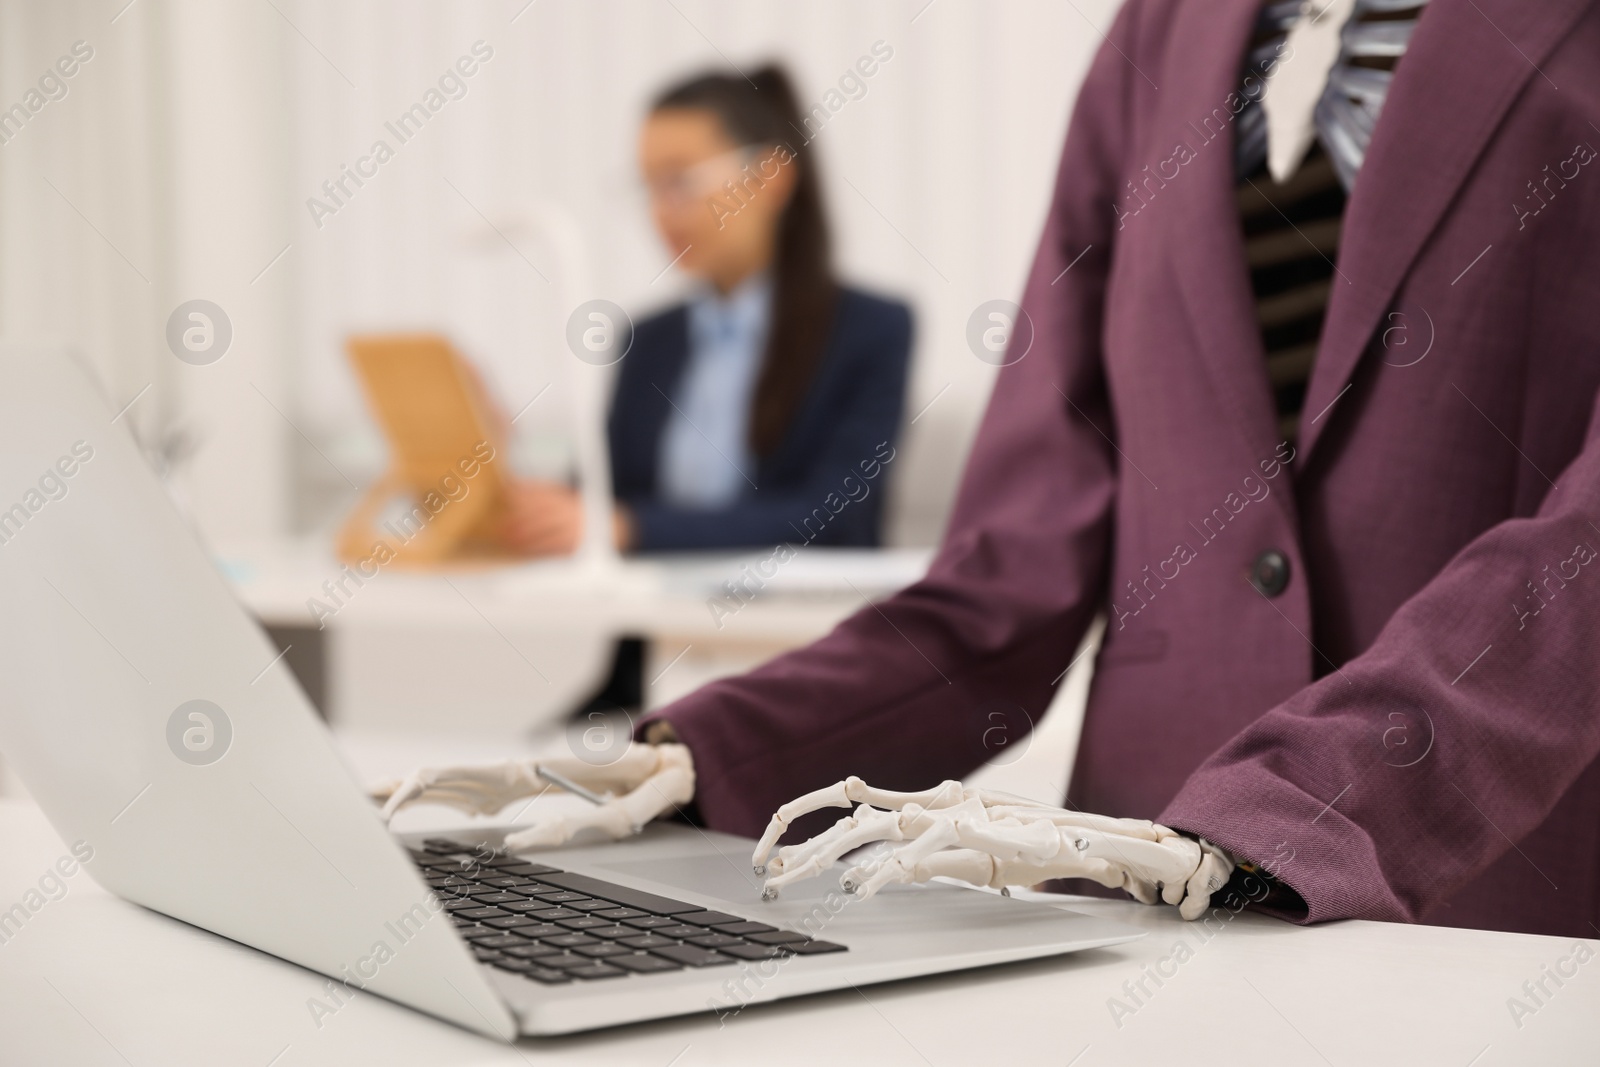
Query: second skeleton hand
752,777,1234,920
370,743,694,851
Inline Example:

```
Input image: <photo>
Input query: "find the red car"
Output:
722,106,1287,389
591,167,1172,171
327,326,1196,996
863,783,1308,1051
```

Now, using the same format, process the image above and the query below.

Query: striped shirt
1233,0,1428,439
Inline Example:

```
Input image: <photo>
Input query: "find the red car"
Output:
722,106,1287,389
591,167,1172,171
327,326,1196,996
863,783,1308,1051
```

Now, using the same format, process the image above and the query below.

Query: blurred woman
500,64,913,555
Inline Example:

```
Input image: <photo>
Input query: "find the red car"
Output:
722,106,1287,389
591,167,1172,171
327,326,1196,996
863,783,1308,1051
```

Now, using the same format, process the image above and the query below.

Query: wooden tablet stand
337,334,511,567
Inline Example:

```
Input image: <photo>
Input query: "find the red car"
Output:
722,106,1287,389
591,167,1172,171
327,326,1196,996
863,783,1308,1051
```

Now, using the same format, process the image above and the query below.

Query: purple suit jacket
641,0,1600,938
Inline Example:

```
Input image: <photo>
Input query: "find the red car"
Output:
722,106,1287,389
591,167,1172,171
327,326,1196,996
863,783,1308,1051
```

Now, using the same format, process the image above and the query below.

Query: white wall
283,0,1116,545
0,0,293,545
0,0,1119,548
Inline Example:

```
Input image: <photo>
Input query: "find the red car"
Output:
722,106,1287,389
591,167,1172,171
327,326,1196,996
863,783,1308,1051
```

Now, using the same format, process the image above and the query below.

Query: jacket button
1250,549,1291,597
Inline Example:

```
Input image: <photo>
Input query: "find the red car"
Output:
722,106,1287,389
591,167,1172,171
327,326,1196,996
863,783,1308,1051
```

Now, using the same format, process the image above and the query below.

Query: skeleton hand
370,743,695,852
752,778,1233,921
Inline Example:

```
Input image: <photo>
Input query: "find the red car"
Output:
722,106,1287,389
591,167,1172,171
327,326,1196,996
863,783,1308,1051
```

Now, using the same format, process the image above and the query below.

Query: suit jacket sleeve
636,0,1144,836
627,301,913,551
1163,392,1600,924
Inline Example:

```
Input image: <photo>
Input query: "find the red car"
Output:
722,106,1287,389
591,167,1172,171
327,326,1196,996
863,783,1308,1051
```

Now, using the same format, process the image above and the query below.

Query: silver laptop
0,345,1142,1037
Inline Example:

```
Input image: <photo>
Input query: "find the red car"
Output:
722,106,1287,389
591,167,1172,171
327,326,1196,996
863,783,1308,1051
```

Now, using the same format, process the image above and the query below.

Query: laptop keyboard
409,839,847,984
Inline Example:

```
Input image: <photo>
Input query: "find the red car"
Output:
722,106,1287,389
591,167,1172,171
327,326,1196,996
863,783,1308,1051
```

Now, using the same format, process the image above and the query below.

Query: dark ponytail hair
652,64,837,457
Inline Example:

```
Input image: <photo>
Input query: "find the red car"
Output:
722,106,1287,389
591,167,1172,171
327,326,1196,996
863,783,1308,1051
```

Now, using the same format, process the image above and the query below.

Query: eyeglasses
641,147,760,208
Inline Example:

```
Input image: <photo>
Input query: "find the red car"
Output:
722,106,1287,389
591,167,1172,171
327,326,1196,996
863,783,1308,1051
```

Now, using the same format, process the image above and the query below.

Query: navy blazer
608,285,912,551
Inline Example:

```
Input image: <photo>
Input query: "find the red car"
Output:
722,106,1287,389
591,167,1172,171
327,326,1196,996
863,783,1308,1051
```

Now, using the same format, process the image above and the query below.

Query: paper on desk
659,547,933,599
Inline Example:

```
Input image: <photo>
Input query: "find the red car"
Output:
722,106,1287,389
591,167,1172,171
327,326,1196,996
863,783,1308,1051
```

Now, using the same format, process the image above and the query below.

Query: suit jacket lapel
1297,0,1595,464
1164,0,1289,475
632,306,692,496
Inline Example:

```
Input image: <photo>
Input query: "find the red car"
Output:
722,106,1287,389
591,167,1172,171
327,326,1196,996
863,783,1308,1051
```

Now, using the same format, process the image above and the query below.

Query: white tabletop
213,540,937,730
217,539,935,642
2,794,1594,1066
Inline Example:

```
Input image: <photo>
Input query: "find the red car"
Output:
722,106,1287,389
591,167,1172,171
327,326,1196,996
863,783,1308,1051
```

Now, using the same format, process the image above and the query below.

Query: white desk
2,798,1595,1066
3,726,1597,1066
218,540,933,731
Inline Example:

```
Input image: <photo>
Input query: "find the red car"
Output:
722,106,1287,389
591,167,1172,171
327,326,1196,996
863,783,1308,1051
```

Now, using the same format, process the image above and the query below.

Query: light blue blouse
657,274,773,510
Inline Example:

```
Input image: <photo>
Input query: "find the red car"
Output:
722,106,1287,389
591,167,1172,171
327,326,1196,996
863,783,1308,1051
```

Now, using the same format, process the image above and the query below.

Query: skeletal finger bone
533,744,694,798
1178,838,1236,920
372,745,695,837
752,778,970,872
763,804,908,892
504,755,695,852
756,776,1233,921
841,818,963,899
